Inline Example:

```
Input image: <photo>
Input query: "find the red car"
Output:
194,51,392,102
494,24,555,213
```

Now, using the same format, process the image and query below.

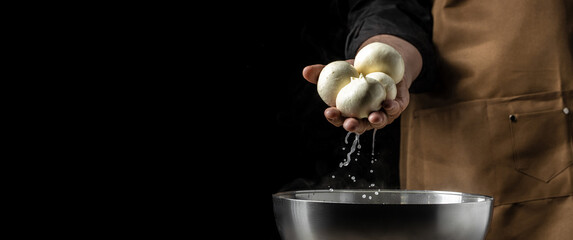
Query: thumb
302,64,325,84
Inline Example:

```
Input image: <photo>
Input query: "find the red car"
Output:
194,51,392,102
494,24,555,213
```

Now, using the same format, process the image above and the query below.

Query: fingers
302,64,325,84
382,100,402,120
325,103,398,133
343,118,371,134
325,108,372,133
324,99,407,133
324,107,344,127
368,111,388,128
368,81,410,129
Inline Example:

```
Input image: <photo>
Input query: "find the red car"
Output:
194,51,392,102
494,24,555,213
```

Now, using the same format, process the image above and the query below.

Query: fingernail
325,112,336,119
369,115,382,124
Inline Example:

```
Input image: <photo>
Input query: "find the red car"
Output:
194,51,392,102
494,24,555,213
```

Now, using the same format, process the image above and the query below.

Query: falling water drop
372,128,378,156
343,133,361,166
345,131,352,144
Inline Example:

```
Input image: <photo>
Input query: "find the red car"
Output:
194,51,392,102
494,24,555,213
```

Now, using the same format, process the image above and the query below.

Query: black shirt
346,0,436,93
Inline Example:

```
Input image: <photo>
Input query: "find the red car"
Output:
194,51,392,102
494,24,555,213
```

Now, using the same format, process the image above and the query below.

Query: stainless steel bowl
273,189,493,240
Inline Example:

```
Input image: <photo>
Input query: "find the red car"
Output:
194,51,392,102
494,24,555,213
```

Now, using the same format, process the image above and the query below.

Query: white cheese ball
317,61,359,107
354,42,405,84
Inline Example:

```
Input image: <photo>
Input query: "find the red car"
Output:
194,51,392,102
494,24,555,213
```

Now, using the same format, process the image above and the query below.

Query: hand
302,62,410,134
302,35,422,134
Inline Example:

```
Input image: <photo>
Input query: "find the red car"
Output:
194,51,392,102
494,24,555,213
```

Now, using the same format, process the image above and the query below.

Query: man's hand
302,35,422,134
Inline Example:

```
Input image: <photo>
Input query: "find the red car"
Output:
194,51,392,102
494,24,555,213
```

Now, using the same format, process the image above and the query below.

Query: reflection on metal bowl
273,189,493,240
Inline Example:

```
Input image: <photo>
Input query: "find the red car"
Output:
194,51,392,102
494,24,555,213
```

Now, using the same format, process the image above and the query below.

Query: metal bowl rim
272,189,493,205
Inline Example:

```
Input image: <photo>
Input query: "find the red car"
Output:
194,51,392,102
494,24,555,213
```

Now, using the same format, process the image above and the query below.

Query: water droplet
374,191,379,195
362,194,367,198
370,169,374,173
344,133,361,165
345,132,352,144
331,175,336,178
329,188,334,192
372,128,377,156
368,196,372,200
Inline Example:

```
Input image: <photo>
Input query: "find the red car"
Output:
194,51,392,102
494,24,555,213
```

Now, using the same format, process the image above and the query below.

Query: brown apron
400,0,573,239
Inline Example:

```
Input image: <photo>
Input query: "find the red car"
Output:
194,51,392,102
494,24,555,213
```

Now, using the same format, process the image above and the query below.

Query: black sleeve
345,0,435,93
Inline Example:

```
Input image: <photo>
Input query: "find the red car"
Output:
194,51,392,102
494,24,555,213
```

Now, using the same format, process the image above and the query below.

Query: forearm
359,34,423,89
